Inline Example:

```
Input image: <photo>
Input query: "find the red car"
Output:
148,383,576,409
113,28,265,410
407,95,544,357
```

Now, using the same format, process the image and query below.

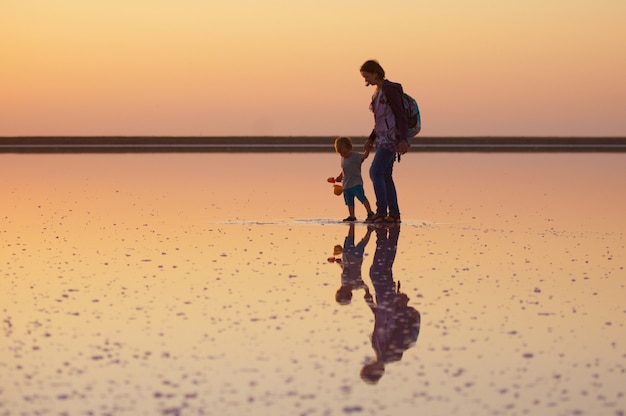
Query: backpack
402,93,421,138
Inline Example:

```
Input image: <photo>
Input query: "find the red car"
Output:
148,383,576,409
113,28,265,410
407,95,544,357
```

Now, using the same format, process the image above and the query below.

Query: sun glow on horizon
2,0,625,136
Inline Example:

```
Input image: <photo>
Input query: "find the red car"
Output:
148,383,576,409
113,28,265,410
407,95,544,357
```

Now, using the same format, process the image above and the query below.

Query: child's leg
362,199,373,215
354,185,374,215
344,188,357,220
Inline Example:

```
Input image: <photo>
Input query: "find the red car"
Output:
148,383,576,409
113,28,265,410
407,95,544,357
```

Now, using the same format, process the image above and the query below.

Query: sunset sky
2,0,625,137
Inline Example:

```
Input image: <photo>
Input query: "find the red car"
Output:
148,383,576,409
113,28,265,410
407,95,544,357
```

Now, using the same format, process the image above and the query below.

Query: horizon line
2,136,626,153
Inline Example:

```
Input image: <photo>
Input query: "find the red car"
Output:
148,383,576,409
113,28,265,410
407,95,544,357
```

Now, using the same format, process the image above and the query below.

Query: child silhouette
329,223,373,305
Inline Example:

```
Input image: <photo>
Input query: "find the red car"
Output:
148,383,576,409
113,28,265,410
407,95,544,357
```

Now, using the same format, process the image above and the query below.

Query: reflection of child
333,136,375,222
330,223,373,305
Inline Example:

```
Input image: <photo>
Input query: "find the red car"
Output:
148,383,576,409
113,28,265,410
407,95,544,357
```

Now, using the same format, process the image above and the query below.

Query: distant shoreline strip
2,137,626,153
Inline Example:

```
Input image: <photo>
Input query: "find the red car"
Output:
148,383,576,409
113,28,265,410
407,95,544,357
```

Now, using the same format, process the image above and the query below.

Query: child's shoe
343,216,357,222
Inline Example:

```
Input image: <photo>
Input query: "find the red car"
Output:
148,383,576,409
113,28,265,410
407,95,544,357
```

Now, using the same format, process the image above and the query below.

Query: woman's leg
369,148,396,216
385,161,400,218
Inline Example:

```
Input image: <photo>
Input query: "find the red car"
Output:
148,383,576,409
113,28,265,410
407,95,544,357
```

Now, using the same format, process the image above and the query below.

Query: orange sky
2,0,625,137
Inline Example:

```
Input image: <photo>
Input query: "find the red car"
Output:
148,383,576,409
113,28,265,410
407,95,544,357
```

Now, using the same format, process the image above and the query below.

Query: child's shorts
343,185,368,206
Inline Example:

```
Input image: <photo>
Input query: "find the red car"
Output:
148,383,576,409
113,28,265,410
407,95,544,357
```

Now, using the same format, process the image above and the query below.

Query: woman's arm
364,129,376,153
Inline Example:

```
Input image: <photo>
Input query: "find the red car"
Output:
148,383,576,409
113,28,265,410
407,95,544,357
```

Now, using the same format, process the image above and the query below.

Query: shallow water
1,153,625,415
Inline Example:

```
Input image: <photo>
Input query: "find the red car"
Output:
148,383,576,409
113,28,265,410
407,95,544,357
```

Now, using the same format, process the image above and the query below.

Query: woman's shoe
385,215,401,223
365,214,386,223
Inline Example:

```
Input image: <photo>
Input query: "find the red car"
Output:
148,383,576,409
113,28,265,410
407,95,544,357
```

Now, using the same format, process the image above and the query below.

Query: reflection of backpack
385,304,420,362
402,93,421,138
383,283,421,362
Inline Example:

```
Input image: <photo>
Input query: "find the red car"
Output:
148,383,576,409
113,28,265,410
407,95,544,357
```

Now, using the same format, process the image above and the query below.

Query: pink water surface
1,153,625,415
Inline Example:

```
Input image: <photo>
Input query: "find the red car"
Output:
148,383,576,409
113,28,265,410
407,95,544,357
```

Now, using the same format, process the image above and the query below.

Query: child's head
335,285,353,305
334,136,353,155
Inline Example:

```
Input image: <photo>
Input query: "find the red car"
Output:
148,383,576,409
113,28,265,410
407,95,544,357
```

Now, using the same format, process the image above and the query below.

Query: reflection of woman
360,60,409,224
361,225,421,384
